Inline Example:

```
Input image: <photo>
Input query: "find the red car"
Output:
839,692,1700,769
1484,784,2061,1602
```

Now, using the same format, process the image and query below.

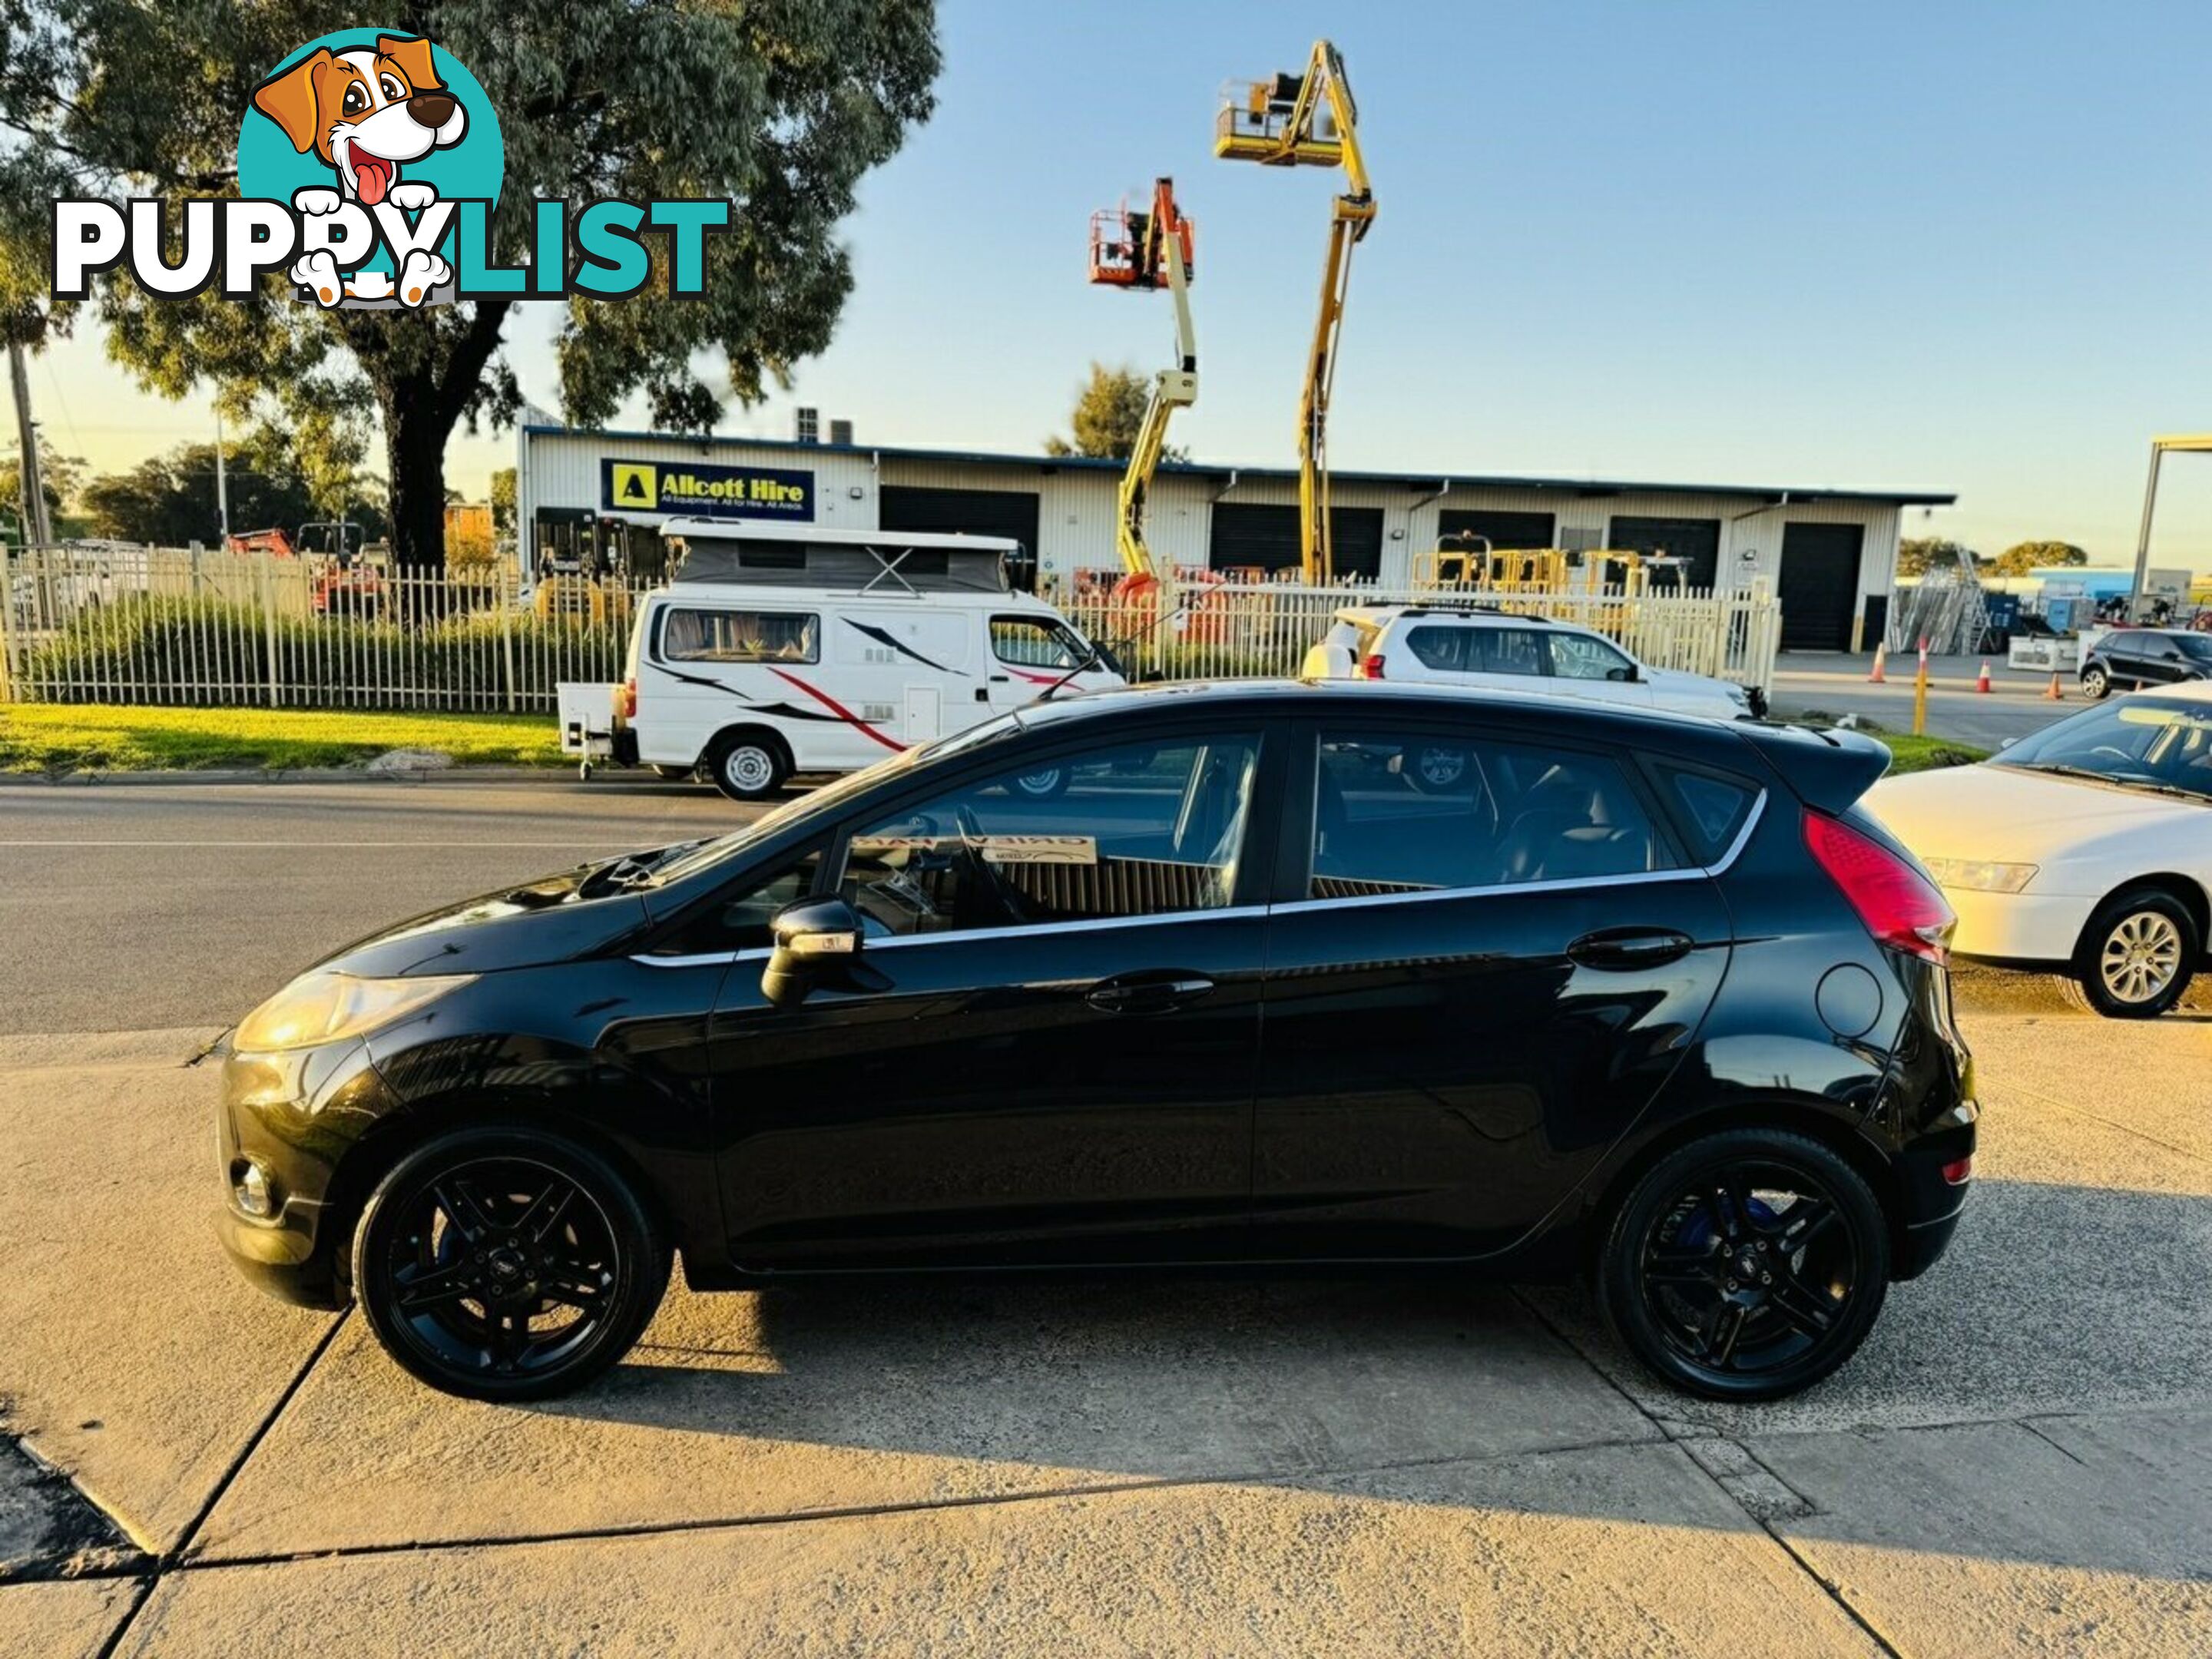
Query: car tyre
2081,664,2111,700
353,1125,669,1402
1595,1130,1889,1402
2061,887,2199,1018
706,730,788,802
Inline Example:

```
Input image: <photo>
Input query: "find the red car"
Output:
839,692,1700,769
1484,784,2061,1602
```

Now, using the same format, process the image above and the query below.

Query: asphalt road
2,776,2207,1654
1768,652,2081,749
0,777,761,1034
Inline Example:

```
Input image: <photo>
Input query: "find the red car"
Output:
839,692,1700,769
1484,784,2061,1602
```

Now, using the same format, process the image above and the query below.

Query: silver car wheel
2101,911,2183,1004
724,746,774,793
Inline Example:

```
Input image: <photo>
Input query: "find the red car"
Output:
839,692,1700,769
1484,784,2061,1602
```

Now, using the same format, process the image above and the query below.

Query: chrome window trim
630,793,1766,965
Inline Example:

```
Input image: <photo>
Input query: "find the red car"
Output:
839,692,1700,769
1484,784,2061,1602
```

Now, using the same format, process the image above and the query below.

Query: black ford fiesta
218,680,1975,1402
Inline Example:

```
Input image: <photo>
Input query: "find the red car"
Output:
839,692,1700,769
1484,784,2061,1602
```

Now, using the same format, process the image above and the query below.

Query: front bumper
216,1038,389,1310
1943,886,2093,967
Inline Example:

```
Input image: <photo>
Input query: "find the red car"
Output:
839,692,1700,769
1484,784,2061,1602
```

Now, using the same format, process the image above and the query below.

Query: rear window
658,607,819,664
1652,764,1760,863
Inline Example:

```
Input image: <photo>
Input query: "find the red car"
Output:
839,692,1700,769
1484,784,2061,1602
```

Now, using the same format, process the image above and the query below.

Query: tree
1045,363,1187,462
0,2,941,570
0,437,85,531
77,428,383,545
1897,537,1982,578
489,466,517,535
1992,540,2087,577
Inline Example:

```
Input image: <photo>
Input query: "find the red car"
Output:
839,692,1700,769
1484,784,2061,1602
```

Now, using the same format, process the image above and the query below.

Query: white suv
1303,605,1760,722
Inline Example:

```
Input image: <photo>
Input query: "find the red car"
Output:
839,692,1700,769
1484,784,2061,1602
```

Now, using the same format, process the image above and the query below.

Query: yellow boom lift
1088,177,1197,604
1215,40,1375,583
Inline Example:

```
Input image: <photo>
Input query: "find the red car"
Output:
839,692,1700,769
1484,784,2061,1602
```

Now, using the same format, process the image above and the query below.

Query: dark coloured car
2079,628,2212,699
217,682,1975,1403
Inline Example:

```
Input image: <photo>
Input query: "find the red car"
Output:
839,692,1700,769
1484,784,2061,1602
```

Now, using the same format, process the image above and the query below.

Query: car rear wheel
1595,1130,1889,1402
2061,888,2199,1018
2081,664,2111,700
706,731,788,802
353,1127,668,1402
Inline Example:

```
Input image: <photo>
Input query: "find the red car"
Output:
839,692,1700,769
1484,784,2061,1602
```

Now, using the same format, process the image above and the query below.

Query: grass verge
1879,732,1991,773
0,704,561,774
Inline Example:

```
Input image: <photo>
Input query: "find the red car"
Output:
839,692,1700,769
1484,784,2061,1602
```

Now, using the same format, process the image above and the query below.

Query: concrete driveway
2,781,2207,1655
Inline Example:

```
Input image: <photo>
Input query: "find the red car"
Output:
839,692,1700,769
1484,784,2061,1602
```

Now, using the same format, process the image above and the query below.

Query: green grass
1876,732,1989,773
0,704,562,775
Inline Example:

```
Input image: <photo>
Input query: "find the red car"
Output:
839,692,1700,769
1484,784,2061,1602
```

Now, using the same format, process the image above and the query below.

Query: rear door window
1307,727,1669,899
1465,628,1548,677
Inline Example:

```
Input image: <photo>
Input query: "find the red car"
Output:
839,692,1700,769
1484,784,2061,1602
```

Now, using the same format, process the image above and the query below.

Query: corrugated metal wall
517,429,1909,628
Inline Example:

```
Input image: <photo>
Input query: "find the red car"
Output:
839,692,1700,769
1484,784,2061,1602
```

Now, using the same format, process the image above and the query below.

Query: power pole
214,405,231,545
6,337,53,548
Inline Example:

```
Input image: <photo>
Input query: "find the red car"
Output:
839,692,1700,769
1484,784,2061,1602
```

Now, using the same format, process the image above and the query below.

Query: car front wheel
353,1126,669,1401
1596,1130,1889,1401
2062,888,2199,1018
2081,664,2111,699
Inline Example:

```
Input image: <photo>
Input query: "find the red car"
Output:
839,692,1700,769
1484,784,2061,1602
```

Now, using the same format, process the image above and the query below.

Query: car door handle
1085,973,1215,1015
1566,929,1696,970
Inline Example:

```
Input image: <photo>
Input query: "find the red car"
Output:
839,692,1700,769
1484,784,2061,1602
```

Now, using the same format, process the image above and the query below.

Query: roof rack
1397,601,1553,624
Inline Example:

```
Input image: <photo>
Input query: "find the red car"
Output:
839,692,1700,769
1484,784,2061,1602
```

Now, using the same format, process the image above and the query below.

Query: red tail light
1803,810,1955,964
618,677,637,720
1357,654,1386,680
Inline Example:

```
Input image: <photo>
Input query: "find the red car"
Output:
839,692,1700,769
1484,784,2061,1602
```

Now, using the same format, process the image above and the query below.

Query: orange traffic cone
1868,642,1888,684
1975,661,1992,694
2045,672,2064,700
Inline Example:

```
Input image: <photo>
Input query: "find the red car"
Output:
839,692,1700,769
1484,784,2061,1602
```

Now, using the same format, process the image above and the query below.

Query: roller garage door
1437,508,1556,549
1777,522,1864,651
1608,517,1720,591
879,486,1041,555
1208,503,1384,580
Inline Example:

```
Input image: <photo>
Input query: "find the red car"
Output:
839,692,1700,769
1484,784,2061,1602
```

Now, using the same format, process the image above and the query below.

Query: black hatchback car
219,682,1975,1403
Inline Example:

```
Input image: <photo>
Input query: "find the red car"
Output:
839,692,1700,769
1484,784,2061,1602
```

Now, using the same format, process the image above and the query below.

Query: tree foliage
78,429,386,546
0,438,85,523
1992,540,2087,576
1045,363,1185,462
489,466,516,534
0,2,941,567
1897,537,1982,578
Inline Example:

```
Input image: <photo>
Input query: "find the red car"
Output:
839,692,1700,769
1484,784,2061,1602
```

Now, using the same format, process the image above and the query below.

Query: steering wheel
955,803,1029,923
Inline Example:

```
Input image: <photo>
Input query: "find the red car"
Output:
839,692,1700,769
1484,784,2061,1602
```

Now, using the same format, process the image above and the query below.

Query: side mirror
761,896,865,1008
1607,665,1638,683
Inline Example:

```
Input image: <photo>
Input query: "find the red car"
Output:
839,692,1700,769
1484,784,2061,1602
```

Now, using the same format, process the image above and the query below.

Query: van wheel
707,732,787,802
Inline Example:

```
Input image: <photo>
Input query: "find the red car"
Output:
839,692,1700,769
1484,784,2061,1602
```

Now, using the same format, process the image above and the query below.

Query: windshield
1992,696,2212,800
2178,634,2212,662
642,709,1032,886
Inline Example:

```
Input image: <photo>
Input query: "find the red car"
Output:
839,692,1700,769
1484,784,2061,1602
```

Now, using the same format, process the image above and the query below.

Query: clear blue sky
28,0,2212,567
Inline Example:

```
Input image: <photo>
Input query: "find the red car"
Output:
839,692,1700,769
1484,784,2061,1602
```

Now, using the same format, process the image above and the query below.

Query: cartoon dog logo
250,35,464,307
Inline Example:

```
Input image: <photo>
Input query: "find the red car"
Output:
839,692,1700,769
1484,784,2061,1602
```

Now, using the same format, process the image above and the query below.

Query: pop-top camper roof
661,519,1018,594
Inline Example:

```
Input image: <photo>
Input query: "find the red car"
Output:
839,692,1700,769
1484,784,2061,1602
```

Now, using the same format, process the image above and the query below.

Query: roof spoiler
1736,723,1893,815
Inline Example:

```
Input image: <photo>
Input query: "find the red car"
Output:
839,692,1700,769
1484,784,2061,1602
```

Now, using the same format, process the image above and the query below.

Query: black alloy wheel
353,1128,668,1401
1597,1131,1888,1401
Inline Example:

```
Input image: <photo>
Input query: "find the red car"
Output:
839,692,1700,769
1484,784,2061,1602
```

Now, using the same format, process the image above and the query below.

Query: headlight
233,971,476,1052
1922,858,2038,895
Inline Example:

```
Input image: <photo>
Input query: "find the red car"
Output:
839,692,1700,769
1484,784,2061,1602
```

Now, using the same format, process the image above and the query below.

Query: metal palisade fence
0,544,1780,711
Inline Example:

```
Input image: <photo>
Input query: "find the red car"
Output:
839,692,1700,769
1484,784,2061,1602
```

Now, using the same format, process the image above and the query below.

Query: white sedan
1867,684,2212,1016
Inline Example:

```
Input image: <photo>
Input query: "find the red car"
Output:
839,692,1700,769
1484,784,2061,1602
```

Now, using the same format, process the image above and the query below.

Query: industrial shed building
515,424,1955,653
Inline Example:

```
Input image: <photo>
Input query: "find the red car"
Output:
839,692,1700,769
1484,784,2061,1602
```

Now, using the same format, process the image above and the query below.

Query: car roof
1010,676,1740,740
1335,604,1561,627
647,586,1058,611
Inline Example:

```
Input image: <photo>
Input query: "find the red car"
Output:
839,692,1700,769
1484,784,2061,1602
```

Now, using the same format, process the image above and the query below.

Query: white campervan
568,520,1124,800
